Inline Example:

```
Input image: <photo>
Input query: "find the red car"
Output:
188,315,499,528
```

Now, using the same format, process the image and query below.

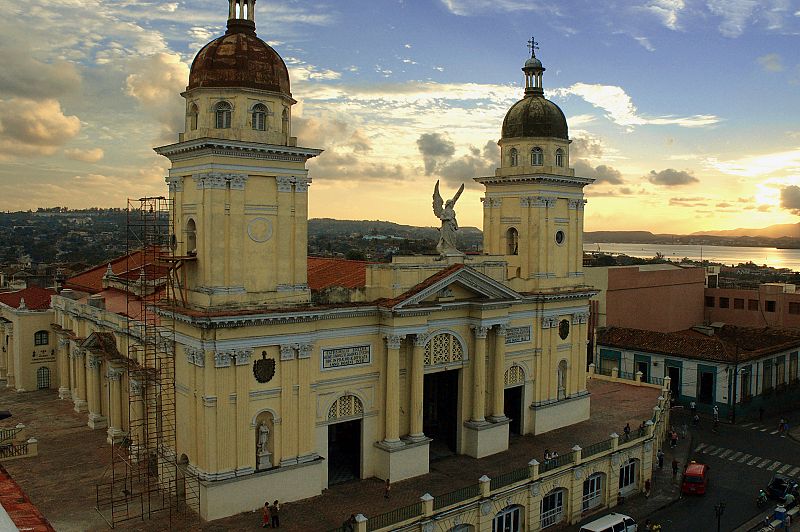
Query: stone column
408,335,426,441
86,355,107,429
471,326,488,423
57,337,71,399
0,322,7,382
490,325,507,421
297,343,317,461
4,322,14,389
73,348,88,413
129,378,144,460
383,334,403,445
106,366,125,444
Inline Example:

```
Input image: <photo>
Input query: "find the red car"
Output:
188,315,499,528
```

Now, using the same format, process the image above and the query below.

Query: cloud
555,83,720,129
0,98,81,158
716,202,732,208
417,133,456,174
574,160,624,184
64,148,105,163
125,53,189,142
706,0,759,37
757,53,784,72
439,0,558,16
437,141,498,186
669,196,707,206
780,185,800,214
570,132,605,158
707,149,800,177
648,168,698,186
638,0,686,30
0,41,81,100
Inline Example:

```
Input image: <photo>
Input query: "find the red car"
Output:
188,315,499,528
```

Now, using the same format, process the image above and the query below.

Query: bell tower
476,39,593,292
155,0,322,309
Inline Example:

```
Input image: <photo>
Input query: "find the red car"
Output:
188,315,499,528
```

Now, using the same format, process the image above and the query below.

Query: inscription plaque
321,345,371,370
505,326,531,345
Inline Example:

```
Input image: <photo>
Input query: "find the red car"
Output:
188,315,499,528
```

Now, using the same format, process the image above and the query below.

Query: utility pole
731,343,739,425
714,501,726,532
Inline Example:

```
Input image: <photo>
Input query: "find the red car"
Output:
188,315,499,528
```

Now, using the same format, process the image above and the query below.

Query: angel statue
432,180,465,257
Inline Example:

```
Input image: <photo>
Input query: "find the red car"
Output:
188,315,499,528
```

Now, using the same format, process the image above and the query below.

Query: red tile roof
0,463,55,531
0,286,56,311
597,325,800,363
63,250,147,294
307,257,371,290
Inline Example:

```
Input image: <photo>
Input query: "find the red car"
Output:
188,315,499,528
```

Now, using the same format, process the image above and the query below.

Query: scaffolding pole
95,197,200,528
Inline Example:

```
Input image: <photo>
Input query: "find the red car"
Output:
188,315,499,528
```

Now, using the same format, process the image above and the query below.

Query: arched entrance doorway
504,365,525,436
327,395,363,484
423,332,464,459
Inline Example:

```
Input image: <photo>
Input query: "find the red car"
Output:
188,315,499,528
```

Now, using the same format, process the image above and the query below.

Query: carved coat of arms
253,351,276,383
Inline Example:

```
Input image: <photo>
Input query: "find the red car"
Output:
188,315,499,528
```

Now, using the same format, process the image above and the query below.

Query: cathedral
49,0,595,521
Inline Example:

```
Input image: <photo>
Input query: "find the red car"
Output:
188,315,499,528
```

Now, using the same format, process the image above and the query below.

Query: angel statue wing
432,180,444,219
450,183,465,206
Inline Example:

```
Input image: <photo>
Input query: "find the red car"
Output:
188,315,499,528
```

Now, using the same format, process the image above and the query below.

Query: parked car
766,474,799,502
578,512,638,532
681,462,710,495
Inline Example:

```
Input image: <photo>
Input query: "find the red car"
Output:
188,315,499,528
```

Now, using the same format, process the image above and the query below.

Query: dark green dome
501,95,568,140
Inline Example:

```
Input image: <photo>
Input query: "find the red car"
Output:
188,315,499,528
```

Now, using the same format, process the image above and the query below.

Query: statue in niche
432,180,465,257
257,420,272,469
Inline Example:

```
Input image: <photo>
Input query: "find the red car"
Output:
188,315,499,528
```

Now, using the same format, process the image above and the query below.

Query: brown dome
188,23,291,95
501,95,568,140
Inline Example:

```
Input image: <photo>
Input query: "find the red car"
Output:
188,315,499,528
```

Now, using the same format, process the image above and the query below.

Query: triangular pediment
391,265,523,310
80,332,122,358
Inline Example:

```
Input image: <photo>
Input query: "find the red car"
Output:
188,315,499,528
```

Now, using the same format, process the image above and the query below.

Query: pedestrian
644,478,651,498
690,400,696,416
638,422,645,437
343,514,356,532
671,459,679,479
779,418,786,434
657,449,664,469
270,500,280,528
681,423,688,438
670,430,678,448
544,449,551,463
644,518,652,531
759,406,765,422
713,405,719,421
785,491,796,508
623,423,631,441
262,501,271,528
552,450,559,460
384,478,391,499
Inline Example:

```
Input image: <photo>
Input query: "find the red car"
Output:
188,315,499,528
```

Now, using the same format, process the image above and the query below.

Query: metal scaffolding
95,197,199,528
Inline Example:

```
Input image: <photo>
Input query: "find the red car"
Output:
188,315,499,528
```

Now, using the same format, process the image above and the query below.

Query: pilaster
490,324,507,421
106,366,125,444
408,335,426,441
382,334,403,446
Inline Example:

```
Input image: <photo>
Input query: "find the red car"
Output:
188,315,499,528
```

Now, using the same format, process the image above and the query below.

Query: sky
0,0,799,234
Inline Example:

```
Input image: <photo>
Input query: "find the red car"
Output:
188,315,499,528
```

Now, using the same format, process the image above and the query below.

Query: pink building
585,264,705,333
705,283,800,328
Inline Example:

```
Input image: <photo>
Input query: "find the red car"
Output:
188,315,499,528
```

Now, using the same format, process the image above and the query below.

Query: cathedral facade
50,0,596,520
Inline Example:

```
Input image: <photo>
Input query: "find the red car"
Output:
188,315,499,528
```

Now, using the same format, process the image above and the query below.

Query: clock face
558,319,570,340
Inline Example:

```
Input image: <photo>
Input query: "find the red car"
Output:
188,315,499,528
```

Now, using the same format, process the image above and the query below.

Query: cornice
154,137,323,162
474,174,595,187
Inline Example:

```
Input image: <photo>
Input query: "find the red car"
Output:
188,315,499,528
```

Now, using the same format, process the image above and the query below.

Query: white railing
540,507,563,529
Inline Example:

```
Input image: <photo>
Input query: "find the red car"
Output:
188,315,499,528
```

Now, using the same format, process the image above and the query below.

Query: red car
682,462,710,495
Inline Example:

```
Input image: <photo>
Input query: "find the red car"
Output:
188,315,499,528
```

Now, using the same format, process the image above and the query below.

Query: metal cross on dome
527,36,539,57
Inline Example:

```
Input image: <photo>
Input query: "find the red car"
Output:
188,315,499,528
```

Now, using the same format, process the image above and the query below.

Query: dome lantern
523,37,545,97
227,0,257,35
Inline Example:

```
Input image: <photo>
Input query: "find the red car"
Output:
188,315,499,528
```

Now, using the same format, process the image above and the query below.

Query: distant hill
309,218,482,241
691,222,800,238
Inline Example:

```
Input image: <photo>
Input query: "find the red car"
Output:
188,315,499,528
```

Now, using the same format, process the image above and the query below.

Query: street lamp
714,501,726,532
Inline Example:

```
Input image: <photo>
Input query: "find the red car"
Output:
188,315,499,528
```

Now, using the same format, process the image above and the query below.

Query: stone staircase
0,424,38,461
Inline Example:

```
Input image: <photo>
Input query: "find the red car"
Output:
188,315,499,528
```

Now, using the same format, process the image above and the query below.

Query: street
644,412,799,532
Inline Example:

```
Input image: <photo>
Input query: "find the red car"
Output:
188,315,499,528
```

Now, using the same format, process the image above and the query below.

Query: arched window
509,148,518,167
557,360,568,400
185,218,197,256
555,148,564,167
531,147,543,166
582,472,605,511
506,227,519,255
423,332,465,366
188,103,198,131
215,101,232,129
34,330,49,346
252,103,268,131
493,505,523,532
327,394,364,421
540,488,566,528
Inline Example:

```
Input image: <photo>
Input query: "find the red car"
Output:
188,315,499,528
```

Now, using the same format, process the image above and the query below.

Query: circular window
555,230,565,245
558,319,570,340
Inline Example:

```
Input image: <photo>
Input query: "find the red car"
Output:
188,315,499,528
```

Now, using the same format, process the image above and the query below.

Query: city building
48,1,598,522
596,324,800,416
705,282,800,329
0,286,57,393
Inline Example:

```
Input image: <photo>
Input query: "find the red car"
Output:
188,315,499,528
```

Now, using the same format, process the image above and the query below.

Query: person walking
644,478,652,498
270,500,280,528
690,401,696,417
657,449,665,469
671,459,679,480
623,423,631,441
343,514,356,532
384,479,391,499
262,501,271,528
713,405,719,422
670,430,678,448
779,418,786,435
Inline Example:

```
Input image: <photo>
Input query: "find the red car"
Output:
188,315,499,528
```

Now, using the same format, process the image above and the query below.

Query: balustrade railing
539,451,575,473
581,439,612,458
433,484,480,510
367,502,422,531
0,442,28,459
490,466,529,490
